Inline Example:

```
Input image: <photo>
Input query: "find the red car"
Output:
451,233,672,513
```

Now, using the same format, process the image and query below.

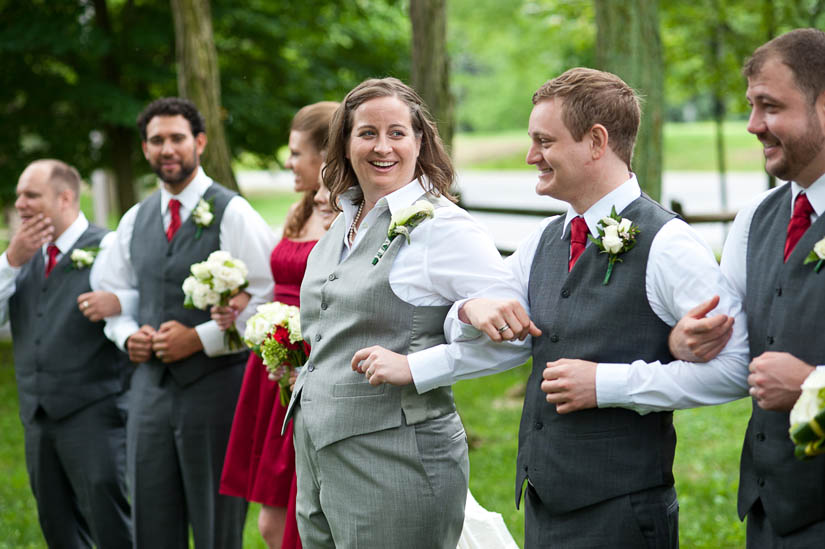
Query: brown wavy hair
324,77,456,212
282,101,339,239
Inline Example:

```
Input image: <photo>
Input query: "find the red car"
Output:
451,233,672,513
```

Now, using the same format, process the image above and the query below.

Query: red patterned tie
784,192,814,262
45,244,59,277
166,198,182,241
568,216,588,271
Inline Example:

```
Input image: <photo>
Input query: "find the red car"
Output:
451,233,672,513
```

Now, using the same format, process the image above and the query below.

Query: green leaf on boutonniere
803,236,825,273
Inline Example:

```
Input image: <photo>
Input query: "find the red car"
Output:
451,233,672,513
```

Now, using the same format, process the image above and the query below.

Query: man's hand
668,296,734,363
151,320,204,363
126,325,157,363
459,298,542,342
351,346,412,386
6,214,54,267
541,359,598,414
77,291,121,322
748,352,814,411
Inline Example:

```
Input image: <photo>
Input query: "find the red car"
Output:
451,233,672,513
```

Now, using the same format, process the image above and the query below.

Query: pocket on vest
332,381,388,398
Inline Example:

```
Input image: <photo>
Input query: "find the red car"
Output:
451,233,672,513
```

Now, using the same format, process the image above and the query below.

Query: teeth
371,161,395,167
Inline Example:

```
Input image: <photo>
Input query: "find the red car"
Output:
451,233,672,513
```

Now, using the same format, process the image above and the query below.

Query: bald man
0,159,132,548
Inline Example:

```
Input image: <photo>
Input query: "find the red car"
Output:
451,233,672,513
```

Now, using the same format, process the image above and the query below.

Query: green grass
245,190,302,227
458,121,765,172
1,343,750,548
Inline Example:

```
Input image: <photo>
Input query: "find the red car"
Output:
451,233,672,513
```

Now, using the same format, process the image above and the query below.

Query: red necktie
166,198,182,241
568,216,588,271
784,192,813,262
45,244,59,277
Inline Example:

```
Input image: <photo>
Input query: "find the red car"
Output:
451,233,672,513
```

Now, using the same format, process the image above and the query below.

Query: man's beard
152,156,197,187
764,111,825,181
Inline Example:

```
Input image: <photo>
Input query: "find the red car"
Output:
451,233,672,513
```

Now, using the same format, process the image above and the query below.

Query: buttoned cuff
409,344,453,394
195,320,228,357
595,363,631,407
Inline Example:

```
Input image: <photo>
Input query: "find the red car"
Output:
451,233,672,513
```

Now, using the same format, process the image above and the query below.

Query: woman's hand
210,291,251,331
351,346,412,386
77,291,121,322
267,365,286,382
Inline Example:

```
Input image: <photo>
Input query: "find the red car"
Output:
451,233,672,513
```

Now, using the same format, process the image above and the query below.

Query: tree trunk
761,0,777,189
109,124,137,215
170,0,240,192
410,0,454,154
594,0,663,202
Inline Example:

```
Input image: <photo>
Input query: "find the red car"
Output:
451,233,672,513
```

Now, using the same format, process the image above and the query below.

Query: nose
160,139,174,155
526,143,540,166
14,194,24,210
746,106,764,135
285,155,293,170
374,134,391,153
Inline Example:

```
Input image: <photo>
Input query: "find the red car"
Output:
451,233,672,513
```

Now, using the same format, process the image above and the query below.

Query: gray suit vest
293,197,455,450
740,184,825,535
518,194,677,514
10,224,128,421
130,183,247,386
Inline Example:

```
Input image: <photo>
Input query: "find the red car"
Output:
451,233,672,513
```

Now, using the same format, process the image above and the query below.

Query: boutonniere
372,200,435,265
69,247,99,270
588,206,640,285
803,236,825,273
192,198,214,239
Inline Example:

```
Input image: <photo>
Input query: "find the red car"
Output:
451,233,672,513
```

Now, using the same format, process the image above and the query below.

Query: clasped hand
127,321,203,364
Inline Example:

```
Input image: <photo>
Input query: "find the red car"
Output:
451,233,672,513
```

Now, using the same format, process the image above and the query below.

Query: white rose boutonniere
789,368,825,459
69,247,100,270
192,198,214,239
372,200,435,265
588,206,640,285
803,236,825,273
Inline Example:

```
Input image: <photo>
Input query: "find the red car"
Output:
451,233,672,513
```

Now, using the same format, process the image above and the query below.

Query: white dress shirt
409,176,752,414
336,179,517,305
0,212,132,326
97,167,275,356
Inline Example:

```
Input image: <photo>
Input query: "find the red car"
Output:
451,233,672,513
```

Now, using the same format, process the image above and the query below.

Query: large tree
594,0,664,201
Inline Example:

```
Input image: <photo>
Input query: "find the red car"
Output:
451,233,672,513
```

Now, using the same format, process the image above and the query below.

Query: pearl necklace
347,200,365,246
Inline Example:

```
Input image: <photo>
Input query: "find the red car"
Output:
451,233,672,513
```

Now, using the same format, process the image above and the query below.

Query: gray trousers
747,500,825,549
293,408,469,549
22,393,131,549
525,483,679,549
127,362,247,549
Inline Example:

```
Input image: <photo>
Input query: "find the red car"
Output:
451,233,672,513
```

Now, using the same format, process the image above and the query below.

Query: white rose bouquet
182,250,249,350
588,206,640,285
243,301,309,405
803,236,825,273
789,368,825,459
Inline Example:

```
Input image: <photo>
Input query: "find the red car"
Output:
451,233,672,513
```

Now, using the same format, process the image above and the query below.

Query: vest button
550,334,559,343
534,421,543,430
757,477,765,487
766,335,774,345
775,287,782,296
561,288,570,298
756,432,766,442
321,302,328,310
307,364,315,372
328,273,336,281
315,334,322,342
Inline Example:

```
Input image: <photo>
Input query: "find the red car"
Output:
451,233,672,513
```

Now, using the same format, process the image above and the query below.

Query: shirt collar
562,174,641,240
47,211,89,255
160,166,212,213
791,172,825,216
339,178,430,228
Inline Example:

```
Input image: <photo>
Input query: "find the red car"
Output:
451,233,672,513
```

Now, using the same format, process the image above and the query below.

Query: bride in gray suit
285,77,518,548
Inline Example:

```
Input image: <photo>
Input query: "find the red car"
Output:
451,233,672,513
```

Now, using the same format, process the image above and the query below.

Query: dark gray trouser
23,393,132,549
525,482,679,549
127,363,248,549
747,499,825,549
294,408,469,549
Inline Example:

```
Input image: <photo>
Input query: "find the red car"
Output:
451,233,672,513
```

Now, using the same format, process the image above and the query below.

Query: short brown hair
743,28,825,105
28,159,82,203
532,68,641,168
324,77,455,212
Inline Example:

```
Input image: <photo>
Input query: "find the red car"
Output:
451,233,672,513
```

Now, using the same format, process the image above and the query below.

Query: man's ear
589,124,609,160
195,132,208,156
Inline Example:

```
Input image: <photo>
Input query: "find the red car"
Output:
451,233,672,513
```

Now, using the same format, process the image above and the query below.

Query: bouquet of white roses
182,250,249,350
789,368,825,459
244,301,309,406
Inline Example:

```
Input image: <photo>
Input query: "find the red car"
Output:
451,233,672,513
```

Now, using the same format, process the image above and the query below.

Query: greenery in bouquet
182,250,249,350
243,302,309,406
789,369,825,459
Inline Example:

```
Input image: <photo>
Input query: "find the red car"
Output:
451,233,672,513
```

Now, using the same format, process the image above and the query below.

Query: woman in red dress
213,101,338,549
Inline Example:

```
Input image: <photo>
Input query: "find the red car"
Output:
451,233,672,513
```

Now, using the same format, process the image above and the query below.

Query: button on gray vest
519,195,677,514
741,184,825,535
130,184,247,386
10,225,128,421
294,197,455,450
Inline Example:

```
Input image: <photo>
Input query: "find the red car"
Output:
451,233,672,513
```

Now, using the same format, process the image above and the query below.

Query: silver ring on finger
156,351,164,359
497,324,510,334
82,300,89,310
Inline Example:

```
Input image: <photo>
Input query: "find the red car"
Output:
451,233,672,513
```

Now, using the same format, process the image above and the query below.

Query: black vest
518,195,677,514
10,224,128,421
130,183,247,386
740,183,825,535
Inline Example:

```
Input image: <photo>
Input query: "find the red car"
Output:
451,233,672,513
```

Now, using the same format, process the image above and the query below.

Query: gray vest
518,195,677,514
740,184,825,535
10,224,128,421
130,183,247,386
293,197,455,450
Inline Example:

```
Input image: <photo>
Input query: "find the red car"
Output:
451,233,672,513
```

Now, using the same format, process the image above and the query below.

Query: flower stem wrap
789,371,825,459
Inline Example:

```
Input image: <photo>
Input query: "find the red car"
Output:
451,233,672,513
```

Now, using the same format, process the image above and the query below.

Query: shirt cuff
409,344,454,394
0,252,20,280
595,363,631,407
195,320,229,357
